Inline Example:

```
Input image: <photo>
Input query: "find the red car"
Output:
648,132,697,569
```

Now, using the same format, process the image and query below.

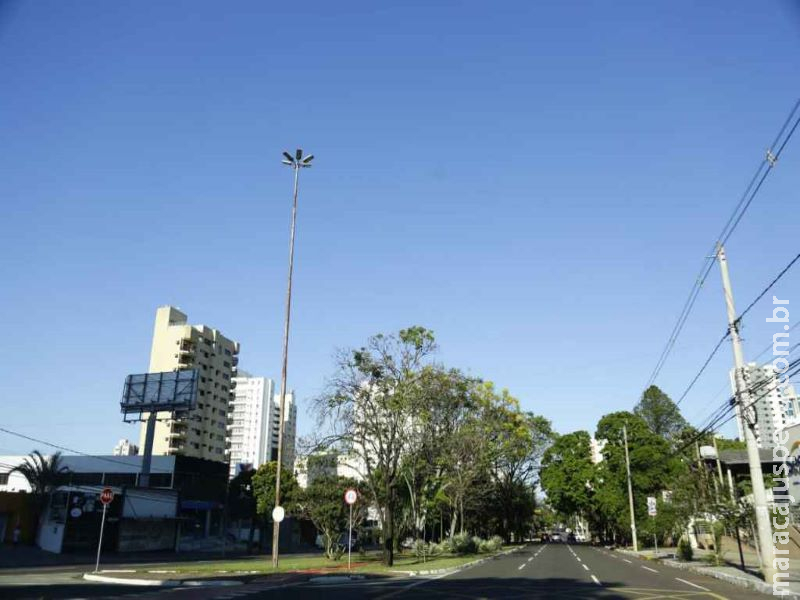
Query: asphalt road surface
1,543,760,599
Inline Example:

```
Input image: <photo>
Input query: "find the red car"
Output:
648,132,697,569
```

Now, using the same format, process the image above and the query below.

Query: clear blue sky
1,1,798,455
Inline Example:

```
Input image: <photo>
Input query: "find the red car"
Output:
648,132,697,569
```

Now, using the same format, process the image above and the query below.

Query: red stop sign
100,487,114,505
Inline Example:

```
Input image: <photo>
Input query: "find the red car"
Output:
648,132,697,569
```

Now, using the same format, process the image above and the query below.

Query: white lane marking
622,558,632,563
582,564,589,571
518,563,526,570
591,575,601,585
576,556,582,562
641,565,658,573
675,578,710,591
527,557,533,562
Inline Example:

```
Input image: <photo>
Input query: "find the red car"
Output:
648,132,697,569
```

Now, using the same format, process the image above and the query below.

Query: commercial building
113,439,138,456
138,306,239,463
730,363,800,449
0,454,228,553
227,373,297,478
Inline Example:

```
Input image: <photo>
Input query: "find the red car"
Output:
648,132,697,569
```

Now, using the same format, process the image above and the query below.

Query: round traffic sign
100,487,114,505
272,506,285,523
344,488,358,505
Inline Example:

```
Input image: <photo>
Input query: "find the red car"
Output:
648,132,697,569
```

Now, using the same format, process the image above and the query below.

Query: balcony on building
231,355,239,366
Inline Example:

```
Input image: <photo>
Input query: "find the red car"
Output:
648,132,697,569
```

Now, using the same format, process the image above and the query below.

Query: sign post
95,488,114,572
344,489,358,571
647,496,658,558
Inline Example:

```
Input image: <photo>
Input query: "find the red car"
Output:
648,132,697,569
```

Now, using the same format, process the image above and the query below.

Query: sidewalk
620,544,800,597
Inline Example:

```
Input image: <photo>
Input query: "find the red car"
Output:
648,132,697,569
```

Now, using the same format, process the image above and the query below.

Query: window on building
0,473,9,485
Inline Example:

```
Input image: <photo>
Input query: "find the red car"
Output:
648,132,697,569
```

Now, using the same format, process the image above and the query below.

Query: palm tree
11,450,70,512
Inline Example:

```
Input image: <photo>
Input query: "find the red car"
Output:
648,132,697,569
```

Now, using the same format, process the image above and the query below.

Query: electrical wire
0,426,174,473
645,98,800,388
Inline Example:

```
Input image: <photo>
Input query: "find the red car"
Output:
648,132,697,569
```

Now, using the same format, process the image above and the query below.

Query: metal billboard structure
121,370,198,422
120,370,198,487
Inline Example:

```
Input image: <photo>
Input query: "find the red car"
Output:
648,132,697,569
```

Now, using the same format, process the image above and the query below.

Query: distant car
567,533,576,543
551,532,562,543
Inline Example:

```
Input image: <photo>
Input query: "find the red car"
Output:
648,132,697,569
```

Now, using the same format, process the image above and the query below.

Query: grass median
109,549,507,580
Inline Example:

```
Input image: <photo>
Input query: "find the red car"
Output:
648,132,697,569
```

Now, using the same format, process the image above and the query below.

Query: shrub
450,533,479,555
479,535,504,553
412,539,443,560
677,538,693,562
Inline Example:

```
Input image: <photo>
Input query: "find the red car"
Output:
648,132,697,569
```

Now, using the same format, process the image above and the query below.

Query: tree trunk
384,484,394,566
459,499,465,535
385,502,394,566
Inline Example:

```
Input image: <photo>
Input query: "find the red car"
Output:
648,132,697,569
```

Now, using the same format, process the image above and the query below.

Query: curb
390,545,525,578
308,575,365,584
615,549,800,598
83,573,181,587
83,572,243,588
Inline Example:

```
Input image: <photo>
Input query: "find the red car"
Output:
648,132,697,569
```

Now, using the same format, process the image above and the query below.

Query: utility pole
272,149,313,569
623,424,638,552
716,244,775,582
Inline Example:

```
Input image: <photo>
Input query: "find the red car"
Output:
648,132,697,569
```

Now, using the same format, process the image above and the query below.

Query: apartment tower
139,306,240,462
731,362,800,448
227,371,296,478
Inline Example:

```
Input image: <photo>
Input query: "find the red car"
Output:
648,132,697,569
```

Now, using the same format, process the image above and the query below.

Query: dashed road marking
675,577,710,591
581,564,589,571
518,563,526,570
622,558,632,563
641,565,658,573
591,575,601,585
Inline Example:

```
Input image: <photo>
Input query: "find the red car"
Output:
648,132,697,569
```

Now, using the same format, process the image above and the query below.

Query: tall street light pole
272,148,313,568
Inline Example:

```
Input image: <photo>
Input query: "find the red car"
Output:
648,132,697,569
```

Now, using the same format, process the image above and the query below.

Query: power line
674,356,800,456
675,331,730,407
0,427,173,474
675,252,800,408
645,98,800,388
734,252,800,326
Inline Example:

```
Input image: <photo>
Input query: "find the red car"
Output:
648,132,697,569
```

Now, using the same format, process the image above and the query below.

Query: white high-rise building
730,363,800,449
113,439,139,456
227,373,296,478
271,390,297,471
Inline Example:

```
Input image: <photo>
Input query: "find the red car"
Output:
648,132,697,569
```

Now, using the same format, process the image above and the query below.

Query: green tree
251,461,300,520
482,386,555,541
540,431,596,519
634,386,689,444
296,476,366,559
12,451,69,514
313,326,437,566
594,412,682,543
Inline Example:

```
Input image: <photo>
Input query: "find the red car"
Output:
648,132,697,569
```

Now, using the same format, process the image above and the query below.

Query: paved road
0,544,761,599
